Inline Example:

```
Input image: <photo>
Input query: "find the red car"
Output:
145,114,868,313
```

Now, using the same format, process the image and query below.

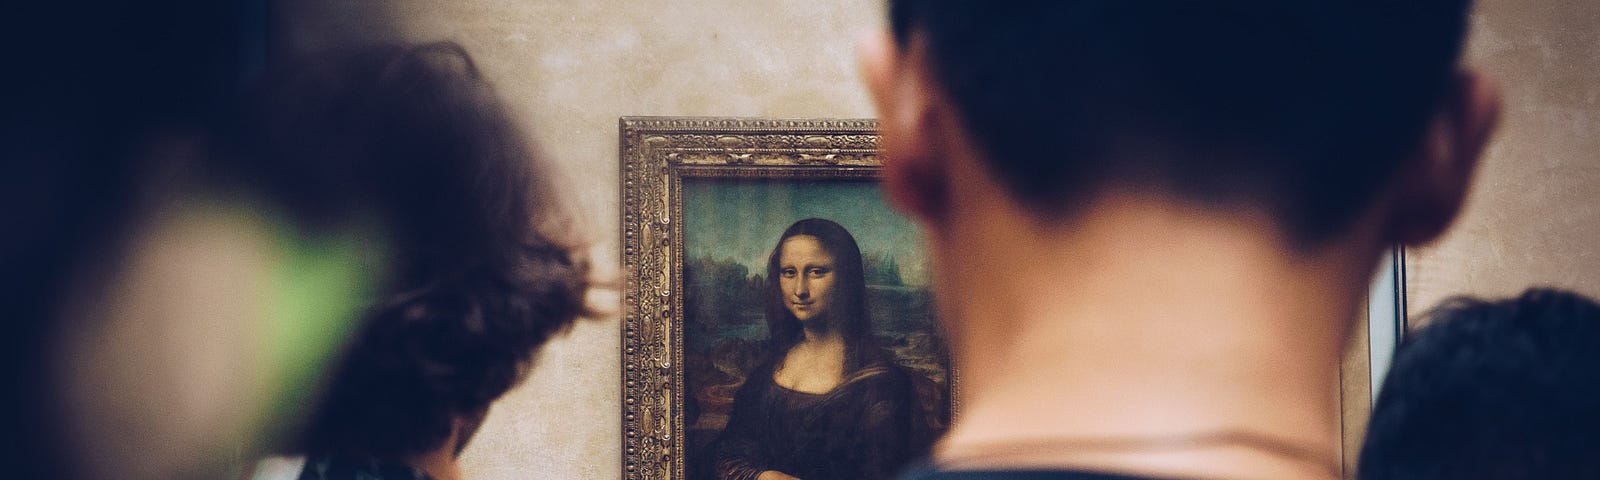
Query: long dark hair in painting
763,218,883,373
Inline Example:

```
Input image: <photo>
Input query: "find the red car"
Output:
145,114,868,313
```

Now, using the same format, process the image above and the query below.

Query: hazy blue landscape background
681,179,929,288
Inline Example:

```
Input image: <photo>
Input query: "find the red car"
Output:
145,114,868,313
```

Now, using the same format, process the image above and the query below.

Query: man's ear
1389,70,1501,245
858,31,950,224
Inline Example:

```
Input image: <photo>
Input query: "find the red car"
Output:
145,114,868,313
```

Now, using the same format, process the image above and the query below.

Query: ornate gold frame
620,117,885,480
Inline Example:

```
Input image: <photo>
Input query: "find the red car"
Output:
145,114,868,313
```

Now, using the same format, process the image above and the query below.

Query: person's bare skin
858,30,1499,480
410,441,464,480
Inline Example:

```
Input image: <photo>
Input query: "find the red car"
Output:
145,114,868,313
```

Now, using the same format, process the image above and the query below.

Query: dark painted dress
709,357,931,480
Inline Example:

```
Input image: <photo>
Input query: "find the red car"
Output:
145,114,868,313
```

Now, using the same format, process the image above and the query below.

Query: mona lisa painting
621,118,952,480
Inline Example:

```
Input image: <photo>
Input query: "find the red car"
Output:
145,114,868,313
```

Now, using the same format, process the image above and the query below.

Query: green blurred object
252,206,388,447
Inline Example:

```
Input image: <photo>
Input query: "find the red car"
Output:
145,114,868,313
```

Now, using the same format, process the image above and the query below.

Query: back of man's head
889,1,1473,245
1360,289,1600,479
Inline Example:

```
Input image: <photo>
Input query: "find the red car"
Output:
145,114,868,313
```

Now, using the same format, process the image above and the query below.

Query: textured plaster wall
1407,1,1600,321
283,1,881,478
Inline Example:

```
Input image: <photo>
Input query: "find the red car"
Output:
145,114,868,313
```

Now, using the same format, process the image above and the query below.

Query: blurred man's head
1361,289,1600,480
862,1,1495,250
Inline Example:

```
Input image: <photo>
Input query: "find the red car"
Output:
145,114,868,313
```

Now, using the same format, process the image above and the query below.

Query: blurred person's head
862,0,1494,250
4,2,587,478
231,43,591,464
1360,289,1600,480
860,2,1501,478
36,37,587,479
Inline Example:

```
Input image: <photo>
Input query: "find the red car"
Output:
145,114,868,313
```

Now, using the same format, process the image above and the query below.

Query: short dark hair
1359,289,1600,479
764,218,880,373
890,1,1472,245
237,43,589,460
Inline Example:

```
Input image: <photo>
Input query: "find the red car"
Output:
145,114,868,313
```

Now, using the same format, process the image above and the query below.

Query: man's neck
931,191,1381,480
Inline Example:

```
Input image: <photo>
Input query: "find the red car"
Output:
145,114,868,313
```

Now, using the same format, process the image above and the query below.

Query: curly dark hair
233,42,589,460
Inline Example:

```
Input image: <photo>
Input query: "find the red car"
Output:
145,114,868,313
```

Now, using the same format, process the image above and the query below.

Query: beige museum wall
283,0,882,478
1407,0,1600,322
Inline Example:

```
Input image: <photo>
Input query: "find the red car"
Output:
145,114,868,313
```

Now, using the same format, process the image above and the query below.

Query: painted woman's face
778,235,837,324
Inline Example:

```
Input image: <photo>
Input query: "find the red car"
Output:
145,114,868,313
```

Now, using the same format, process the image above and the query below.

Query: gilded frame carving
622,116,955,480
